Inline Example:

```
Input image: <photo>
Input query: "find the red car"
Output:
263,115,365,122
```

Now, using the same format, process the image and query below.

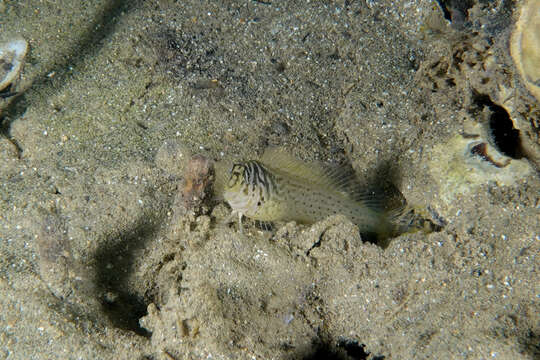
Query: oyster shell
0,38,28,92
511,0,540,102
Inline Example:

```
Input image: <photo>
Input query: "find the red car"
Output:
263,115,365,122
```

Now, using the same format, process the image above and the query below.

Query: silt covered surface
0,0,538,359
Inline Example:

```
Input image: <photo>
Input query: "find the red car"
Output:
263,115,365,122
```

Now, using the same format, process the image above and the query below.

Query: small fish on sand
214,148,436,240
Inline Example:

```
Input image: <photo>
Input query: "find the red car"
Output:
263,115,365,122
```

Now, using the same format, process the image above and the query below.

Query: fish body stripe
224,159,386,232
240,161,276,200
219,150,437,240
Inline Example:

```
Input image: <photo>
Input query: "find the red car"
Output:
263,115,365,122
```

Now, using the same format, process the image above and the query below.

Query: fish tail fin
374,204,443,247
386,204,444,237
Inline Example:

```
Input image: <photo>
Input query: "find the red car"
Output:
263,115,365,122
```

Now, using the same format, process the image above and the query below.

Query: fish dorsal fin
259,147,383,209
259,147,334,187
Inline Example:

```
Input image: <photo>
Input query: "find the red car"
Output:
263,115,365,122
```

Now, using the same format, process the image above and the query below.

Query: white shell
511,0,540,102
0,38,28,91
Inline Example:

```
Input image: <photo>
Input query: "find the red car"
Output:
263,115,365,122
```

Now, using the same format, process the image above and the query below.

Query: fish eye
231,163,244,174
228,164,246,187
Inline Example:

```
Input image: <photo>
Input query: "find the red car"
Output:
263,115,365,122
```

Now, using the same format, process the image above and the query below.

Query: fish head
226,163,248,193
223,162,266,217
223,163,252,211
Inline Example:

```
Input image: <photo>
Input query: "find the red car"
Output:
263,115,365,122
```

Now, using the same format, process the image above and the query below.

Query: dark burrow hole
472,93,523,159
299,338,383,360
94,219,161,337
435,0,474,24
100,292,150,337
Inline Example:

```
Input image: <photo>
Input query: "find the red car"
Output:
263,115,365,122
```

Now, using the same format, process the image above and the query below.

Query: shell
0,38,28,91
511,0,540,102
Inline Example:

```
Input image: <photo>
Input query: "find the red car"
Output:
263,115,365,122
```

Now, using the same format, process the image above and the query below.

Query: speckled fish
215,148,426,239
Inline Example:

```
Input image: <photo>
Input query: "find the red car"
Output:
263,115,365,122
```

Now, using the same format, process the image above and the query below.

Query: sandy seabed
0,1,538,359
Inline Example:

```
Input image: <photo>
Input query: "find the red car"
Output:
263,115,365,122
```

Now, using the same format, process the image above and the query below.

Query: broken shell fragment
467,141,511,169
429,133,533,204
511,0,540,102
0,38,28,91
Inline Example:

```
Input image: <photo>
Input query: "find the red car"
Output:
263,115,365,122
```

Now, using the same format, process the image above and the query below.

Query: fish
214,147,436,240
